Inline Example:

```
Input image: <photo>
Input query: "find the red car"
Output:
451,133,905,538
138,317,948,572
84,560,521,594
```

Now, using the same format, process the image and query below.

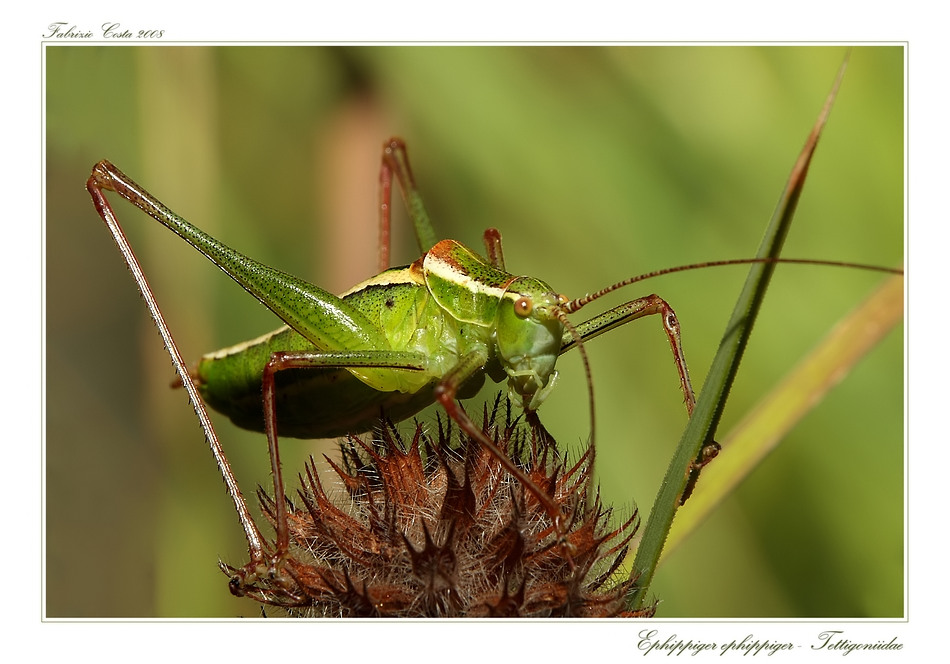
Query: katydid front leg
562,295,698,416
89,161,395,359
561,293,720,503
433,356,579,558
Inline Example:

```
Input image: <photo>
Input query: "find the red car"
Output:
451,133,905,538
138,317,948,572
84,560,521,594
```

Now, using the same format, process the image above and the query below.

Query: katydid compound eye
514,296,533,317
556,294,569,306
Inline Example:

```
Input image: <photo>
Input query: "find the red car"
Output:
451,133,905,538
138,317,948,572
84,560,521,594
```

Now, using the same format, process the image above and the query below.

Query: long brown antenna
563,257,902,314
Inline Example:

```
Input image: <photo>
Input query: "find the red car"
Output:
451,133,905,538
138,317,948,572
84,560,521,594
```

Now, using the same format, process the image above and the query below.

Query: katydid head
494,276,569,411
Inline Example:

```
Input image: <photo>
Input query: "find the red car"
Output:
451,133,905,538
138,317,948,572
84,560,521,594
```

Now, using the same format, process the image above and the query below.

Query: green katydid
86,136,900,597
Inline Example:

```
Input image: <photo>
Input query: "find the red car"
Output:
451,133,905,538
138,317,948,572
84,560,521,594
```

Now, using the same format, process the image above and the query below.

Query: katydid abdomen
199,344,452,439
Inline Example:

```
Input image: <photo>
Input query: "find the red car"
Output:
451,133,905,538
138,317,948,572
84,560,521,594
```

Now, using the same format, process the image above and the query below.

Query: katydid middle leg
230,348,431,593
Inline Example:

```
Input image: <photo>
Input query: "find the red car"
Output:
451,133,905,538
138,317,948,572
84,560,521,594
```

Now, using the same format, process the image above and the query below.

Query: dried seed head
221,397,655,617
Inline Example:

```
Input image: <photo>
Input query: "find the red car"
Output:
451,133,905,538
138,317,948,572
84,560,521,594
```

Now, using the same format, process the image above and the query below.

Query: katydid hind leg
90,160,398,368
90,160,434,595
86,171,268,574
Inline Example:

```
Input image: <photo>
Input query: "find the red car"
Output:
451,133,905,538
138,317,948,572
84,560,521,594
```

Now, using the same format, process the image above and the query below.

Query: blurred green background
46,46,903,617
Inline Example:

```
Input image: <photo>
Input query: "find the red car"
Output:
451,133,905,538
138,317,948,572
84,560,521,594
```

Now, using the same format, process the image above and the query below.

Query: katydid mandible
86,137,900,593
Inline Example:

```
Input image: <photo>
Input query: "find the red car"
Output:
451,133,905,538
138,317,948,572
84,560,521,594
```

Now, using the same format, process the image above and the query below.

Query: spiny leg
378,138,439,271
562,294,719,502
90,158,440,591
563,294,697,416
86,169,267,576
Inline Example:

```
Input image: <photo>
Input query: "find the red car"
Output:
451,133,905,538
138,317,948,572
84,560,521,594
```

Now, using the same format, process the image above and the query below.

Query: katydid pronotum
87,132,900,604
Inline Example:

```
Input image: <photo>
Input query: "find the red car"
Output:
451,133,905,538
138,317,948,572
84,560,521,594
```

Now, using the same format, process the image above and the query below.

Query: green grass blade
627,58,850,611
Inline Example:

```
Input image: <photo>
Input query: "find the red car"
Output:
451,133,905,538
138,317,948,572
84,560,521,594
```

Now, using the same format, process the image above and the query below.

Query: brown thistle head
221,396,655,618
